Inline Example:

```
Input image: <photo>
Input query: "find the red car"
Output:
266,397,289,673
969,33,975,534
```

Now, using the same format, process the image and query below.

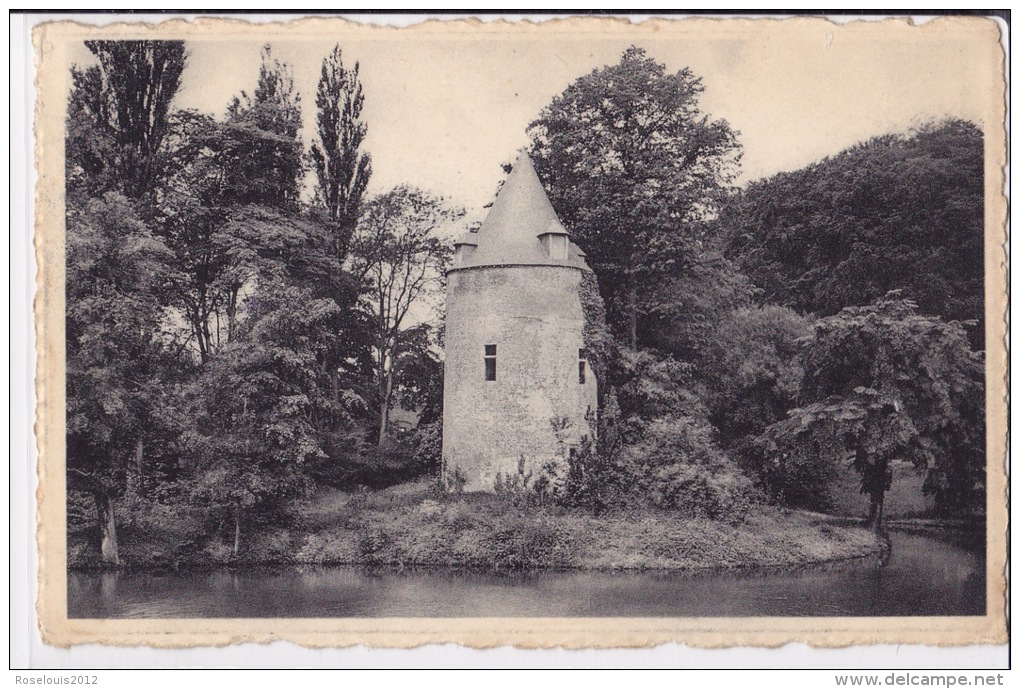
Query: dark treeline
528,47,985,530
67,42,985,566
66,41,457,564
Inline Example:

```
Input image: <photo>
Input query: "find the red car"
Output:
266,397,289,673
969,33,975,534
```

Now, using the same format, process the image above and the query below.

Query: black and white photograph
23,13,1007,657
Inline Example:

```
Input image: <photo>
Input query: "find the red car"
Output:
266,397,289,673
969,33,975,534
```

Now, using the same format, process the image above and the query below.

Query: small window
484,344,497,381
578,348,587,384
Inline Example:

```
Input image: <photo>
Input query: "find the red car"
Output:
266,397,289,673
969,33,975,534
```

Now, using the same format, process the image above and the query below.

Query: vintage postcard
32,14,1007,650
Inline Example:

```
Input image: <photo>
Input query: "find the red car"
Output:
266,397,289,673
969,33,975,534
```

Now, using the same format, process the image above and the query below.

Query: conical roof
450,150,590,272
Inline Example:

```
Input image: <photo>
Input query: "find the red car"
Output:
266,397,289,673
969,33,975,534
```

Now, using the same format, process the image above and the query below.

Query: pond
67,528,986,618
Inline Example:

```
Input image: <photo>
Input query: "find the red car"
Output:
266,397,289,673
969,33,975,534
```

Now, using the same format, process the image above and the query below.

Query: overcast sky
66,17,999,222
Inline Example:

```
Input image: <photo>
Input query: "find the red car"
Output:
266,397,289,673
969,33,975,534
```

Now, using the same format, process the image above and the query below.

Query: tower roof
450,150,590,272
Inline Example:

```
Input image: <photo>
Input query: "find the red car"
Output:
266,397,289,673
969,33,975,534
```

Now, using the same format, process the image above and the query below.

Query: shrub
618,417,754,522
445,466,467,493
412,419,443,474
744,431,841,512
560,402,625,512
494,455,555,508
483,514,565,570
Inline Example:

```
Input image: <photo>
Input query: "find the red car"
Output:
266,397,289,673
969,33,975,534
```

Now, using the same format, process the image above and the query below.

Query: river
67,528,985,618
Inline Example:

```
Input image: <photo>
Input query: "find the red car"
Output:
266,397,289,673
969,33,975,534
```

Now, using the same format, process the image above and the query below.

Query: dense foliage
529,46,743,349
528,51,985,527
756,296,984,527
66,42,986,567
66,40,456,564
721,120,985,348
310,44,372,245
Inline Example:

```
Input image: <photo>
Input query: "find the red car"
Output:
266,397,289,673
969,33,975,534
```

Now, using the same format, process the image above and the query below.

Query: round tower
442,151,598,492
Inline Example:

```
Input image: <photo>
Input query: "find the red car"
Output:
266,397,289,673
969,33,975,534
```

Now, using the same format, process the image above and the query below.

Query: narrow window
484,344,497,381
578,348,587,384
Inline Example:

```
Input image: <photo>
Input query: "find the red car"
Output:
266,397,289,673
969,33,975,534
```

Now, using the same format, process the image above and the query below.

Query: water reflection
68,529,985,618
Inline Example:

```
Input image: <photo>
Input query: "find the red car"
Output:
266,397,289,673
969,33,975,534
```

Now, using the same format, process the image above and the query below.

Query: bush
743,431,841,512
413,419,443,474
618,417,754,522
482,513,566,570
312,433,425,490
494,455,560,508
553,398,624,512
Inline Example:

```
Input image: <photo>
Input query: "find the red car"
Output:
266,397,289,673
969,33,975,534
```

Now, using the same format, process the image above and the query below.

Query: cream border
33,15,1008,649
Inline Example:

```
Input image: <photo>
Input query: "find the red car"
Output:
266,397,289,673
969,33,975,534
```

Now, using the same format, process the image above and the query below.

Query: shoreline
67,548,885,575
68,483,889,573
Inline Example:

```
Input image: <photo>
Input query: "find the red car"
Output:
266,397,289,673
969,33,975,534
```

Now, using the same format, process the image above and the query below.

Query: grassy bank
68,480,883,571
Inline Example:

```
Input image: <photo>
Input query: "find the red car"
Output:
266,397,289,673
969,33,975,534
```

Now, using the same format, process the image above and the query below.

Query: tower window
484,344,497,381
578,348,587,384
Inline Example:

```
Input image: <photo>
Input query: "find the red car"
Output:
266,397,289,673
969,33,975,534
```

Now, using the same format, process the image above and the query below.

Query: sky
65,16,1001,224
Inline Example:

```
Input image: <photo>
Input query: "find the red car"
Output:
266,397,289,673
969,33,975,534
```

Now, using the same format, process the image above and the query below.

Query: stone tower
442,151,598,491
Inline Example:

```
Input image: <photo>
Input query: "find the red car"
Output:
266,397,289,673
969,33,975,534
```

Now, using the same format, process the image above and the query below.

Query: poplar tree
310,44,373,261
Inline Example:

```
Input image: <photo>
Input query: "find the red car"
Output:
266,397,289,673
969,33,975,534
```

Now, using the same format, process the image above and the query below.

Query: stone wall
442,265,598,491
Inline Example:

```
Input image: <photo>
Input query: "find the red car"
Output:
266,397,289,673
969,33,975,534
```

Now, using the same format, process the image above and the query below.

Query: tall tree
155,45,308,361
67,40,187,200
225,44,304,209
310,44,373,259
758,295,984,530
529,46,742,349
189,281,361,554
721,119,985,349
65,193,178,563
349,186,460,444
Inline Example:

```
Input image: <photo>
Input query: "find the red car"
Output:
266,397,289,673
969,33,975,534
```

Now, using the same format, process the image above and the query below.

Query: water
67,529,985,618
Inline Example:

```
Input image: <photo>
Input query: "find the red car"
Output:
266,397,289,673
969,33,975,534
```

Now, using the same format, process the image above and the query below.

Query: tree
528,46,742,349
721,119,985,349
67,40,187,200
694,305,809,448
389,323,445,428
349,186,461,444
155,45,311,362
189,281,364,554
65,192,177,563
224,44,304,209
310,44,372,259
758,295,984,530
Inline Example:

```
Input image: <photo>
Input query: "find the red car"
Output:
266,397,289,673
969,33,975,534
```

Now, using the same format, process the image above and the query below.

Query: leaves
66,192,184,497
68,40,187,200
757,296,984,517
310,44,372,242
348,186,461,441
529,46,742,346
721,119,984,348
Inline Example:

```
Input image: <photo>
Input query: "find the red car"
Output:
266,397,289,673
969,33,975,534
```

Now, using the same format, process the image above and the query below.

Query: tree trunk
232,504,241,556
135,438,144,480
95,493,119,566
628,285,638,351
378,369,394,446
866,490,886,533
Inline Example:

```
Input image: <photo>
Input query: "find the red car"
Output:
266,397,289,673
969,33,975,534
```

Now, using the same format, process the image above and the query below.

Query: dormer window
550,234,568,260
454,231,478,264
455,244,474,263
538,230,570,260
